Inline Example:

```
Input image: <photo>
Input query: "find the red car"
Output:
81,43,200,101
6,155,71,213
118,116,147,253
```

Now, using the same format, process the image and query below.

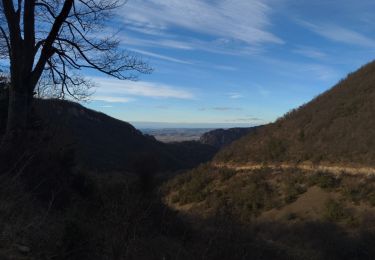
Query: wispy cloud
123,0,283,46
259,56,340,82
92,96,133,103
300,64,339,81
228,92,244,99
123,36,195,50
199,107,242,111
122,34,264,57
226,117,266,125
154,105,169,109
214,65,237,71
299,20,375,47
293,46,327,59
257,85,271,97
93,77,194,100
228,117,264,122
130,48,193,65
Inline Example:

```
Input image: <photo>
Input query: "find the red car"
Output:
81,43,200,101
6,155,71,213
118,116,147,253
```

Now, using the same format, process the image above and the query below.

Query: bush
266,138,287,161
170,165,215,204
367,192,375,206
219,168,237,182
324,199,347,222
224,173,278,221
309,172,340,189
283,175,307,203
284,183,306,204
342,184,367,203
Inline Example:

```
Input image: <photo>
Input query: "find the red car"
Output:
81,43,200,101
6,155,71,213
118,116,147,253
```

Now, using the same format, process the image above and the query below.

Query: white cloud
214,65,237,71
129,48,193,65
92,77,194,100
293,46,326,59
92,96,133,103
123,36,195,50
301,64,339,81
228,92,244,99
259,56,340,82
199,107,242,111
122,34,264,56
257,85,271,97
227,117,264,123
299,20,375,47
123,0,283,46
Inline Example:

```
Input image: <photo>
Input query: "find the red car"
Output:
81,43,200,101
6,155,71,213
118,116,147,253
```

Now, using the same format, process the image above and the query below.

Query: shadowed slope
13,99,217,172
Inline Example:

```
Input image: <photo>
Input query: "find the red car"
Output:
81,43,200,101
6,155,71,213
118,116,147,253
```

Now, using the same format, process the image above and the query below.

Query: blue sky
85,0,375,128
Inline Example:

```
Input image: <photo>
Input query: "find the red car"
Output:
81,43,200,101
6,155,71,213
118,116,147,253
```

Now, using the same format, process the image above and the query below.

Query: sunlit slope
215,61,375,166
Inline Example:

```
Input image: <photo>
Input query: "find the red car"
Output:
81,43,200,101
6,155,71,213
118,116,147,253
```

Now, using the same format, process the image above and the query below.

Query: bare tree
0,0,151,144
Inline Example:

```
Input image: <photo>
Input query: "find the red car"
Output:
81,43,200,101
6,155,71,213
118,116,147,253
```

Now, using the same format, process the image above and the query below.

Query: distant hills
141,127,260,147
141,128,211,142
215,61,375,167
200,127,261,149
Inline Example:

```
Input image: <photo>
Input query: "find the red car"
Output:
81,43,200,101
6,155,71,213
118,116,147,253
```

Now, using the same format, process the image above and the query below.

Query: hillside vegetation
215,61,375,166
161,61,375,259
163,164,375,259
4,153,375,260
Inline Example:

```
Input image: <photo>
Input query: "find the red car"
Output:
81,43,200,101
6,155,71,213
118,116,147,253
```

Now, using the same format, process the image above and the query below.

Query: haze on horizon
85,0,375,128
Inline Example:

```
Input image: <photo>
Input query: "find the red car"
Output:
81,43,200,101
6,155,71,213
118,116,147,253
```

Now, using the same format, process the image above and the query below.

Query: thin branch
0,26,10,53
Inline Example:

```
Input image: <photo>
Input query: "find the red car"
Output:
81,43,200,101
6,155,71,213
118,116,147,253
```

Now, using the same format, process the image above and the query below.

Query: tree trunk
6,84,31,136
0,82,32,169
0,89,8,133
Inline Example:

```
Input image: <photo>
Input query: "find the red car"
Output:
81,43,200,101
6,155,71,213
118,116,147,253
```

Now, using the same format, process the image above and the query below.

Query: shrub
225,174,278,221
284,183,306,204
219,168,237,182
171,166,215,204
324,199,347,222
266,138,287,161
342,184,365,203
309,172,340,189
283,174,307,203
367,192,375,206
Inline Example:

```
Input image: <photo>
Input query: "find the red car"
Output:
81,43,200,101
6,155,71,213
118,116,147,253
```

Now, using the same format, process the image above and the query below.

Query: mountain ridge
200,126,262,148
214,61,375,167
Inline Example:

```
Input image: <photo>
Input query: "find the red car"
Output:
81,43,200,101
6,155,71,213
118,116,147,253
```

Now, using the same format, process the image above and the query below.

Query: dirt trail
213,162,375,176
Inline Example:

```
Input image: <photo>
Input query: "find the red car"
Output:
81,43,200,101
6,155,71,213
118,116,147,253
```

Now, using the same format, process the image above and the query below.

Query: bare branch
0,26,10,55
1,0,152,102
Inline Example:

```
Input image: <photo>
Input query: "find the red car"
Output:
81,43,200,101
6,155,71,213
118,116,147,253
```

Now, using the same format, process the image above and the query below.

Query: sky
85,0,375,128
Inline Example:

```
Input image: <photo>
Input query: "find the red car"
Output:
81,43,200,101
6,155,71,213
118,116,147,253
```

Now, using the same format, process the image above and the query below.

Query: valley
2,1,375,258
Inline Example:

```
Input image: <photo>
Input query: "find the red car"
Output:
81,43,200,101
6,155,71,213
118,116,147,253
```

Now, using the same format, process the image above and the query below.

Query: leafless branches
0,0,151,100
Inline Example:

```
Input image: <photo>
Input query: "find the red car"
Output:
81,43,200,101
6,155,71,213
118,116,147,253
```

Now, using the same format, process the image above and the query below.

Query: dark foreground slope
2,99,217,172
7,156,375,260
215,61,375,166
